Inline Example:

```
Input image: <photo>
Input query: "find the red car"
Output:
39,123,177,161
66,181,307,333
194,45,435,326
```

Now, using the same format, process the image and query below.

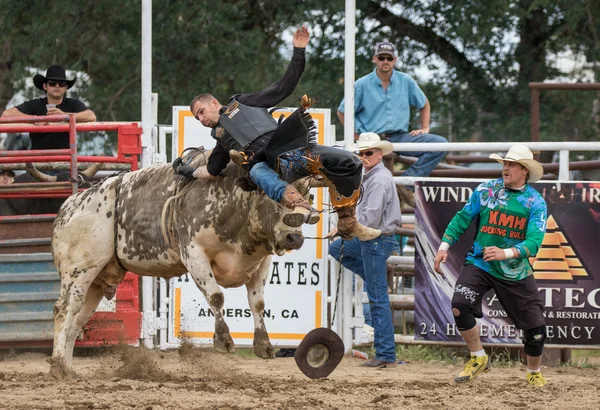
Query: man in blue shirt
337,41,447,206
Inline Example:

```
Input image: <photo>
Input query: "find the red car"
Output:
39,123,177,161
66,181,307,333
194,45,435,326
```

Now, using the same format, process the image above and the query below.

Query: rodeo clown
433,144,549,386
173,26,379,241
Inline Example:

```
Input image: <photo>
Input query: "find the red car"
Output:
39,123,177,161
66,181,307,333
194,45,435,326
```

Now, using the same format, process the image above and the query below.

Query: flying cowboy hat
33,65,76,90
350,132,394,156
294,328,345,379
489,144,544,183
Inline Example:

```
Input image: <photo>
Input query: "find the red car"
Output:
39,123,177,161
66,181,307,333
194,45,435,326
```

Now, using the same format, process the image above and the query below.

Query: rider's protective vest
212,100,278,150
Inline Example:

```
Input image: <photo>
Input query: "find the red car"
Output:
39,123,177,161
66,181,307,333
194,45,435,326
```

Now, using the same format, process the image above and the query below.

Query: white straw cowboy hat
489,144,544,183
351,132,394,156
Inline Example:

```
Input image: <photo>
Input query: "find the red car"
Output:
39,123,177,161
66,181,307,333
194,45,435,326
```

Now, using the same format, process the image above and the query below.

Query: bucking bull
48,151,310,379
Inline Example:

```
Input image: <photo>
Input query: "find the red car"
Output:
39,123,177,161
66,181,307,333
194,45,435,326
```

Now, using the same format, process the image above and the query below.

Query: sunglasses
358,150,376,157
377,56,394,62
46,80,68,87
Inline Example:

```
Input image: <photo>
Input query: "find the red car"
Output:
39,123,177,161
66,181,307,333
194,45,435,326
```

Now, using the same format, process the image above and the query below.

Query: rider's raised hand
293,26,310,49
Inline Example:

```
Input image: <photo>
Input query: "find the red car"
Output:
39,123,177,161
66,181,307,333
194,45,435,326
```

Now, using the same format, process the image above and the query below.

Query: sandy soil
0,346,599,410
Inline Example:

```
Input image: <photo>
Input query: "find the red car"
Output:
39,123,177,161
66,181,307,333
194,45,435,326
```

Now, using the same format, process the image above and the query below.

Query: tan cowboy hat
351,132,394,156
489,144,544,183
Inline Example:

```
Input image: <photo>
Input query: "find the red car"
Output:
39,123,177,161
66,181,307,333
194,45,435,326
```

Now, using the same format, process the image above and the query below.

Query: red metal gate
0,117,144,347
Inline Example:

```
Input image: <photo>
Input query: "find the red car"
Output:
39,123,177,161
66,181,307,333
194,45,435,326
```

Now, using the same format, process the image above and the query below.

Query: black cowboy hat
33,65,76,90
294,328,345,379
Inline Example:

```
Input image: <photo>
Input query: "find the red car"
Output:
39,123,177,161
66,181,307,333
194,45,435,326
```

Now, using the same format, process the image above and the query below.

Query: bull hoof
253,340,275,359
47,356,77,380
253,328,274,359
214,334,236,354
48,362,75,380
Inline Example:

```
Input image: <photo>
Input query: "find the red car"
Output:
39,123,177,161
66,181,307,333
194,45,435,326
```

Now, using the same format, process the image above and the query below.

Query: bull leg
64,283,105,366
246,256,274,359
185,254,235,354
63,262,125,364
48,272,98,379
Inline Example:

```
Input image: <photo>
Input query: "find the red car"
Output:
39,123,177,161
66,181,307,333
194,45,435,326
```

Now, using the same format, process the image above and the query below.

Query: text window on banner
169,106,332,347
414,180,600,347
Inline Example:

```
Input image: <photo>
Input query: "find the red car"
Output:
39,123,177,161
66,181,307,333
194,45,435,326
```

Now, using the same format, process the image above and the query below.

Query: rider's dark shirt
16,97,88,150
206,47,305,176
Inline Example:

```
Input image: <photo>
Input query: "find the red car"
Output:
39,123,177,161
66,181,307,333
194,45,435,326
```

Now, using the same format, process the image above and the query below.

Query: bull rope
161,147,209,257
331,240,345,326
160,181,194,259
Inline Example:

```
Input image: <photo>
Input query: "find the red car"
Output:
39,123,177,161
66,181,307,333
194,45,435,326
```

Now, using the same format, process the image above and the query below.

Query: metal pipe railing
0,114,78,194
391,141,600,152
0,162,131,172
0,118,141,200
391,141,600,181
395,169,557,179
0,114,70,125
68,114,77,193
0,121,139,133
0,148,71,157
0,238,51,247
0,192,74,199
445,157,600,171
529,82,600,143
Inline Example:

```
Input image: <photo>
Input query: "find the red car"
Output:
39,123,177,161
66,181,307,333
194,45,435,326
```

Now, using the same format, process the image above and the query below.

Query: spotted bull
48,153,307,379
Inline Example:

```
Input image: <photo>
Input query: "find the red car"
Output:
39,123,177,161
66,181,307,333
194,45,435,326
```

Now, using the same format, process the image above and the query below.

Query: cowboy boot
280,185,320,227
234,176,258,192
326,181,381,241
336,206,381,241
396,185,415,208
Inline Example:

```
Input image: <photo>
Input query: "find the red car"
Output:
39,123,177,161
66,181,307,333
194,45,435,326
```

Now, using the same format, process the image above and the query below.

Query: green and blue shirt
441,179,547,281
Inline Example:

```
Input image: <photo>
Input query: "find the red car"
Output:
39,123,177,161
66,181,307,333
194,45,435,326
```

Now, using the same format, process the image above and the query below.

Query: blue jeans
388,132,447,178
329,236,397,362
249,149,308,202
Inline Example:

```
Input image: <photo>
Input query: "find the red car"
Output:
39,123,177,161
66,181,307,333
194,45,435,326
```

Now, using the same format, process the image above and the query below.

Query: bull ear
25,162,57,182
80,162,104,179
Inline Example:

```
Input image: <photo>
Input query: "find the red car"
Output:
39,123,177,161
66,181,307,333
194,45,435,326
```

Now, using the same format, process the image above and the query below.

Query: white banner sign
168,106,332,347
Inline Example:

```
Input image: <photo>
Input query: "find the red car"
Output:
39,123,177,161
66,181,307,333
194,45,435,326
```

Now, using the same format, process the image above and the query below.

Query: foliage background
0,0,598,155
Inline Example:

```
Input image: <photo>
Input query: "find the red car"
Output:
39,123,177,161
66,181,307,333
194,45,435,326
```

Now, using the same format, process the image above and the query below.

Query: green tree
1,0,598,151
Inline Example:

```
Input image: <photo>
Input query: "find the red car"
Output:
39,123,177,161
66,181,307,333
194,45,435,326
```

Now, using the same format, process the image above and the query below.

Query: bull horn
25,162,57,182
306,176,329,189
80,162,104,179
293,176,328,192
309,178,328,188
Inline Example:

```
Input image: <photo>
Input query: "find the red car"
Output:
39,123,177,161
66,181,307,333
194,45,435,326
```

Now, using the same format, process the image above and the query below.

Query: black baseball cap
374,40,397,57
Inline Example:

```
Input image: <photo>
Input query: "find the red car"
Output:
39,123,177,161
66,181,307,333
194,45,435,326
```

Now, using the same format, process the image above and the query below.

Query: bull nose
283,232,305,249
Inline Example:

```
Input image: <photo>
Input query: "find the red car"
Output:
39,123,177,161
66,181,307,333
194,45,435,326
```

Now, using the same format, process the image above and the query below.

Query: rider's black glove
172,157,195,178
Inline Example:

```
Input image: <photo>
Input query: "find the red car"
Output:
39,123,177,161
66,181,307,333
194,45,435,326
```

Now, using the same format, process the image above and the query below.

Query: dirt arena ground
0,346,599,410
